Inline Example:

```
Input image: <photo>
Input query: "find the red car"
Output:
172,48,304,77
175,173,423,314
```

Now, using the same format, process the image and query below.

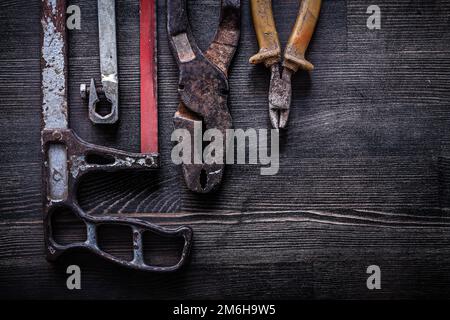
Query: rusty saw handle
284,0,322,72
249,0,281,67
46,202,193,272
42,129,193,272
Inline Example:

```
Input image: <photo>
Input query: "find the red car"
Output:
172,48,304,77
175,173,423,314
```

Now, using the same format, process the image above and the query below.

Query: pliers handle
250,0,322,128
250,0,321,71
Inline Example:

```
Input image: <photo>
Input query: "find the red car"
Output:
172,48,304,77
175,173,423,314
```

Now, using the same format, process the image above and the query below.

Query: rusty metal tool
80,0,119,124
41,0,192,272
167,0,241,193
250,0,321,129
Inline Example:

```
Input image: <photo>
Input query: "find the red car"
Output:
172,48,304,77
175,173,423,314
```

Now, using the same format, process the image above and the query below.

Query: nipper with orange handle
250,0,322,129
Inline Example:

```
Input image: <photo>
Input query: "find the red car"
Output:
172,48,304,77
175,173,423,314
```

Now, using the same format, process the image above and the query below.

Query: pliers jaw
269,65,293,129
173,60,233,193
173,102,229,194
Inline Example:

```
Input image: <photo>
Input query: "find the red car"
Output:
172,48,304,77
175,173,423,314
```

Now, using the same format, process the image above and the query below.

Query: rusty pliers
250,0,322,129
167,0,241,193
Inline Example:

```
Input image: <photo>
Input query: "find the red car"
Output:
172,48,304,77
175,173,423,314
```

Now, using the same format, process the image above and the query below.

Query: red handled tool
140,0,159,154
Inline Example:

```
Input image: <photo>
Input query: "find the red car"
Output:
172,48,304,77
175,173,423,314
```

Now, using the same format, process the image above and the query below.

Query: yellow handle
284,0,322,72
249,0,281,67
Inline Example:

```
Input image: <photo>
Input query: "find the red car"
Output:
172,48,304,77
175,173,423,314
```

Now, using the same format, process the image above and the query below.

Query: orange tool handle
284,0,322,72
249,0,281,67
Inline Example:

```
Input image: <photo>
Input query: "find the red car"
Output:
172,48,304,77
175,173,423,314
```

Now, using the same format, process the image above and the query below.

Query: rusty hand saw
41,0,192,272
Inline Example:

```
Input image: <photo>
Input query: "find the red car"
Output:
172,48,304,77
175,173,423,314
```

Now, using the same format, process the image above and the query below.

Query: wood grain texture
1,214,450,299
1,0,450,299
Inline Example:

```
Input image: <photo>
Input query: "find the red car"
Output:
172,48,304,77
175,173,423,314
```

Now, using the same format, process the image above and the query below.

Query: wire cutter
250,0,322,129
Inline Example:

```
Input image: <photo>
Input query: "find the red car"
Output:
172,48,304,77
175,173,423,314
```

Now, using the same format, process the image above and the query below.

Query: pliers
167,0,241,193
250,0,322,129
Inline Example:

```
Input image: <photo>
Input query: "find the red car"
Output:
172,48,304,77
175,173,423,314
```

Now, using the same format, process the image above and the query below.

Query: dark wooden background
1,0,450,299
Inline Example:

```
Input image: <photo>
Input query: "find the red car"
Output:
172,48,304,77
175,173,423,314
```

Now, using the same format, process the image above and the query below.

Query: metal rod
140,0,159,153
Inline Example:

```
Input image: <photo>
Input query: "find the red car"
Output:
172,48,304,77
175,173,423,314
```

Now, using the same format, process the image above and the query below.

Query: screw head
80,83,88,99
52,130,62,140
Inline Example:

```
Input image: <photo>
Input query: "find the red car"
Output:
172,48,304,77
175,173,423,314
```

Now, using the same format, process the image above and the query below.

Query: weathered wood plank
347,0,450,53
1,0,450,299
1,216,450,299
